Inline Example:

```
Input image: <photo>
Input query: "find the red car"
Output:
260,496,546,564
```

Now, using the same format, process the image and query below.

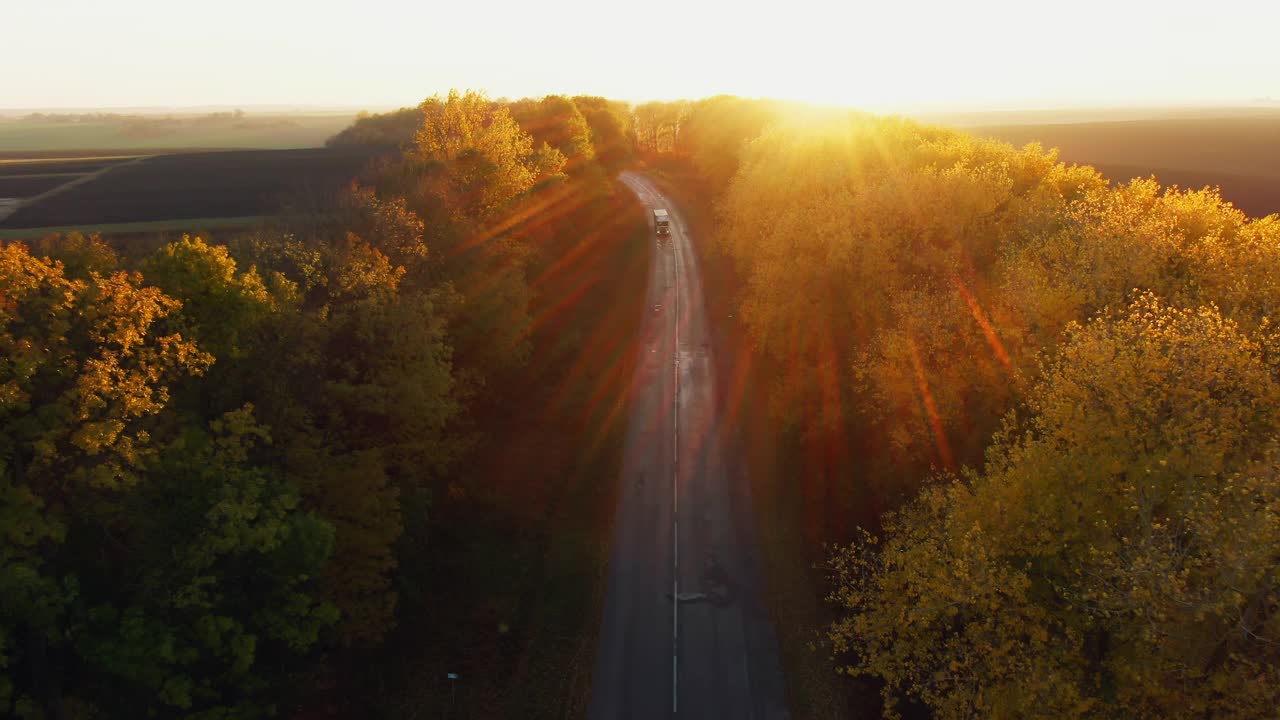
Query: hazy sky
7,0,1279,111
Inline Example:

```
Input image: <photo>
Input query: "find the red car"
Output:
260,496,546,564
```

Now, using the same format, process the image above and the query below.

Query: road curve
589,172,790,719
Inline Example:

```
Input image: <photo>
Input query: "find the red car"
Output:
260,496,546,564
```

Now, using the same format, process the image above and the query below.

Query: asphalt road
589,173,789,719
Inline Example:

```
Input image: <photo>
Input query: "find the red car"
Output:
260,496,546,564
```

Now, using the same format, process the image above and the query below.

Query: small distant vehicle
653,208,670,238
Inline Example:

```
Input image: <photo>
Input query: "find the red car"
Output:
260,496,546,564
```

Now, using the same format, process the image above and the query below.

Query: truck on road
653,208,670,238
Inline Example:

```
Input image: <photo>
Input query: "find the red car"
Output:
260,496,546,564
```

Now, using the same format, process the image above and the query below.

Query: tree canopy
656,96,1280,717
3,88,649,718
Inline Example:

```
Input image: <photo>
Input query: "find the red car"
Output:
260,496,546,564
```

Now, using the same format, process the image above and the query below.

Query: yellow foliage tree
415,90,560,219
830,294,1280,719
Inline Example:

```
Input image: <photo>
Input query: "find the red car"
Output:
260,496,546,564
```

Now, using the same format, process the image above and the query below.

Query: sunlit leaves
684,99,1280,715
416,90,556,219
0,241,211,491
510,94,595,165
142,235,281,360
4,86,640,717
572,96,633,171
830,297,1280,718
0,240,335,716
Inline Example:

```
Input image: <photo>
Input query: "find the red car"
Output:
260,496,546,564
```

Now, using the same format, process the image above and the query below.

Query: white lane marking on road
626,174,684,717
670,179,682,717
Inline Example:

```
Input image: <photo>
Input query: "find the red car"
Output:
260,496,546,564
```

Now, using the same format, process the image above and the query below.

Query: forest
1,91,644,718
628,96,1280,718
4,90,1279,719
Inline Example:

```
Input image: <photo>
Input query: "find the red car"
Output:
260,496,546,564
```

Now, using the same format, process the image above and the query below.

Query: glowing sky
7,0,1279,110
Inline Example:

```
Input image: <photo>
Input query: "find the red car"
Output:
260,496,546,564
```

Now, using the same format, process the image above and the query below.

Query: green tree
0,242,337,717
142,235,286,361
77,407,336,717
228,229,459,648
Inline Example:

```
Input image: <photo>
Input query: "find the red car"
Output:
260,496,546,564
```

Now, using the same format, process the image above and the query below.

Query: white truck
653,208,670,238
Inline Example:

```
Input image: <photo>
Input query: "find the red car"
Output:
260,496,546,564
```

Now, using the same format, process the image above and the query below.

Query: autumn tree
510,95,595,168
383,91,547,390
413,90,562,220
632,100,689,154
829,295,1280,719
712,112,1103,533
214,225,460,649
142,235,286,361
572,95,634,171
30,231,118,280
6,87,649,716
0,241,336,717
679,95,782,192
663,96,1280,716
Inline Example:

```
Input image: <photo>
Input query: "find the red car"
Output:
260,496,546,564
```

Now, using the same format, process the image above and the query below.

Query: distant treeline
7,110,306,139
1,90,644,718
14,110,251,123
644,96,1280,719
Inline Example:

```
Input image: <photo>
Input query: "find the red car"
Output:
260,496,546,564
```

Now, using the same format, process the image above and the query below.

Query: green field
0,112,358,152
